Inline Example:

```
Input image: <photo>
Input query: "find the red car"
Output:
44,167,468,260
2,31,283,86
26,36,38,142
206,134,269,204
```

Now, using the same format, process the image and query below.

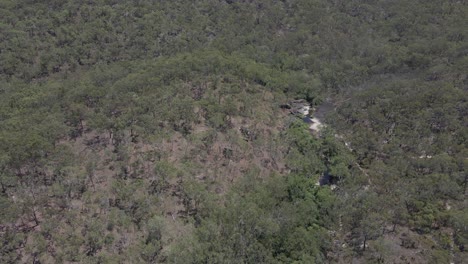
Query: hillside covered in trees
0,0,467,263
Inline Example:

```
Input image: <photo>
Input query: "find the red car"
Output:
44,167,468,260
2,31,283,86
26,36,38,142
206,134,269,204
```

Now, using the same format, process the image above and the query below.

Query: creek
302,100,334,133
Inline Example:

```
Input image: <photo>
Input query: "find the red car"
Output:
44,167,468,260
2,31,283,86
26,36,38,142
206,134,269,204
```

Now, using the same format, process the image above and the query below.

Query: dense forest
0,0,466,263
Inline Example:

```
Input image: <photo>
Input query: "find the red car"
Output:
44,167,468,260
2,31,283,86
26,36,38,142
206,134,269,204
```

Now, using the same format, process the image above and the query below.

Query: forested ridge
0,0,466,263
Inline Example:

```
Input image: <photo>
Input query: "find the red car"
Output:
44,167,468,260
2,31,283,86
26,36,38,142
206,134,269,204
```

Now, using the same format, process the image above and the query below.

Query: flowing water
302,100,335,133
